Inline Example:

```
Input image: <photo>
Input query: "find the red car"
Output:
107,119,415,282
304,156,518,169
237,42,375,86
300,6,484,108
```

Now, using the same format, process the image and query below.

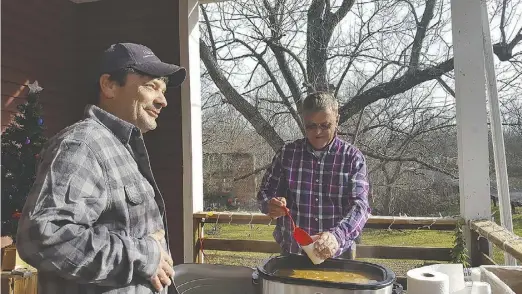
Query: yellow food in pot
274,268,379,284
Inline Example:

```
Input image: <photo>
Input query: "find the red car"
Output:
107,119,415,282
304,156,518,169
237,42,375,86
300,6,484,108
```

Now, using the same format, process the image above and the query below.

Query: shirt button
315,179,319,183
315,218,318,221
316,198,318,201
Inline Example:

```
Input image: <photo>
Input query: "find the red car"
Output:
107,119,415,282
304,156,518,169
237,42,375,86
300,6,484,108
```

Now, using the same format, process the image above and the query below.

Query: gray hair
301,92,339,114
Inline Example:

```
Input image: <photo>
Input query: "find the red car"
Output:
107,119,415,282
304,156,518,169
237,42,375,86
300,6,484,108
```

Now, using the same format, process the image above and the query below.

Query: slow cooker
252,254,398,294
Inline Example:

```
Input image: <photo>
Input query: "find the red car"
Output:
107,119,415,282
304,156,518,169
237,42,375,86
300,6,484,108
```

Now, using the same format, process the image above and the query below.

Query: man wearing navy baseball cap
93,42,187,133
16,43,184,294
100,43,186,89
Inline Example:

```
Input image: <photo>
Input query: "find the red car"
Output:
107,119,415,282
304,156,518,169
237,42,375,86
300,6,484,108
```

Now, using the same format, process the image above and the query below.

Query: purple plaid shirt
257,137,370,257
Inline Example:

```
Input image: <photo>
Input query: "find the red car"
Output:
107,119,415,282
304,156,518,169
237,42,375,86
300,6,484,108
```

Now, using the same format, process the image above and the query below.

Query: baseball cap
99,43,186,88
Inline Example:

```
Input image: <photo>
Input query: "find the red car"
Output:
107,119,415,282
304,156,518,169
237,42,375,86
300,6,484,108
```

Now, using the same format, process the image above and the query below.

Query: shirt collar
84,104,141,145
305,136,340,154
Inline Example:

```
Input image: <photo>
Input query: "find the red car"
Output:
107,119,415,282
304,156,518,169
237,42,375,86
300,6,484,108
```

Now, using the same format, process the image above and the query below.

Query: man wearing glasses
257,92,371,260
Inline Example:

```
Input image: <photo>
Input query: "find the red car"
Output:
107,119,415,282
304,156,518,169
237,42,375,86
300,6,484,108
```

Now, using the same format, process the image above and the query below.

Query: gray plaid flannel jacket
16,105,171,294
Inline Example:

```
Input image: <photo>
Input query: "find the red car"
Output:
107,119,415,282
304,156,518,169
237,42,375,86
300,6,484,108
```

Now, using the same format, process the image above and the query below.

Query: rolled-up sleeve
329,150,371,256
16,139,160,286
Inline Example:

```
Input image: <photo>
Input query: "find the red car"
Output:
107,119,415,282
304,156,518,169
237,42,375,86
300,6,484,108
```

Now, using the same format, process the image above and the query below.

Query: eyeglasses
305,122,333,131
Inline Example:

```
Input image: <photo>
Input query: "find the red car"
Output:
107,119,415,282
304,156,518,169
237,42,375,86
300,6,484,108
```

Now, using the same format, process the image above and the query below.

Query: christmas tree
1,81,47,239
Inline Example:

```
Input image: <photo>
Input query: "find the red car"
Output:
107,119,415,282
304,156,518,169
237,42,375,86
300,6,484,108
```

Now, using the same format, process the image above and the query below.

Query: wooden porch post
179,0,204,263
450,0,492,263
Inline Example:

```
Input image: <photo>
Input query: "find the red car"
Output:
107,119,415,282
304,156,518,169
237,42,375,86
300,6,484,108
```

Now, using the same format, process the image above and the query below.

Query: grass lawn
202,224,455,276
201,207,522,276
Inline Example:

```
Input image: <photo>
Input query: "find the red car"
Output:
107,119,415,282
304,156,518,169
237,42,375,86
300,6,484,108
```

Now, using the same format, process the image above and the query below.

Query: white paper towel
464,267,482,282
407,268,450,294
455,282,492,294
468,282,492,294
470,268,481,282
301,242,325,265
420,264,466,293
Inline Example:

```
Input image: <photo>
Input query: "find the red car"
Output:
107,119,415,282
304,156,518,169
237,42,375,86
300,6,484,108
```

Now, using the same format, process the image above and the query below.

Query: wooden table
1,271,38,294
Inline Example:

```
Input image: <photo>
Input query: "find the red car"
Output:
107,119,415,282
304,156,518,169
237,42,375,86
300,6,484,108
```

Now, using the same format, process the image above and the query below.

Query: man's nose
156,93,167,108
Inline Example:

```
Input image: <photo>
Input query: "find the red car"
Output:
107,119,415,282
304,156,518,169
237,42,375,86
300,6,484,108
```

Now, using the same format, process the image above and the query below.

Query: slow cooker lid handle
252,269,259,285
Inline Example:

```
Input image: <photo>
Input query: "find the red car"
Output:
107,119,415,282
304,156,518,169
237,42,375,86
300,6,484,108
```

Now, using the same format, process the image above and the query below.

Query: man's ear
99,74,118,100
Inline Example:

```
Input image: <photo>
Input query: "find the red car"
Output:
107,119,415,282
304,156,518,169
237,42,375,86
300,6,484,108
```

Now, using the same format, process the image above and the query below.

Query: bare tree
200,0,522,149
344,87,459,214
199,0,522,213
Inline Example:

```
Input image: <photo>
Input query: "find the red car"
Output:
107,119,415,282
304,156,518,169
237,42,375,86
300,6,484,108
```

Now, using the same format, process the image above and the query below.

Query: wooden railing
192,212,461,264
469,220,522,266
190,212,522,291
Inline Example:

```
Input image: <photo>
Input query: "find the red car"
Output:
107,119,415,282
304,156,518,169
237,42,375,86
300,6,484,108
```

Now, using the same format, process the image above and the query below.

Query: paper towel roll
470,268,481,282
469,282,491,294
453,280,492,294
420,264,466,293
407,268,450,294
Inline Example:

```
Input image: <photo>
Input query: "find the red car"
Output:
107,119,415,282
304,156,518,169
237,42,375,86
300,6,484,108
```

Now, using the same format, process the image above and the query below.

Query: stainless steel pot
253,254,397,294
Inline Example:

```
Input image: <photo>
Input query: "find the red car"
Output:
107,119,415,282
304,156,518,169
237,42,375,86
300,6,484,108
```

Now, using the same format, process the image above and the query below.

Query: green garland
451,219,470,267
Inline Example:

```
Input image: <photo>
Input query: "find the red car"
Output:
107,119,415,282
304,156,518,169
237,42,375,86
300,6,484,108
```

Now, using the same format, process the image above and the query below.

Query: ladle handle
283,207,296,231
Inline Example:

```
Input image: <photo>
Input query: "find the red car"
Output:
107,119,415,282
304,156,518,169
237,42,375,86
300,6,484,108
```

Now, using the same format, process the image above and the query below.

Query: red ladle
283,207,314,246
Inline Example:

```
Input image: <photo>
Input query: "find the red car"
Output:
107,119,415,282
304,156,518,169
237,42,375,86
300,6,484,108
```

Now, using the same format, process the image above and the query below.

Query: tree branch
241,81,271,96
329,0,355,29
233,163,271,181
356,61,396,95
352,107,365,145
363,149,458,179
408,0,436,72
236,147,459,183
507,27,522,52
500,0,508,44
266,41,309,90
263,7,305,121
399,0,419,25
200,38,285,151
339,58,454,124
334,26,378,97
201,5,217,59
307,0,332,91
436,77,455,97
233,38,303,131
267,42,306,117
